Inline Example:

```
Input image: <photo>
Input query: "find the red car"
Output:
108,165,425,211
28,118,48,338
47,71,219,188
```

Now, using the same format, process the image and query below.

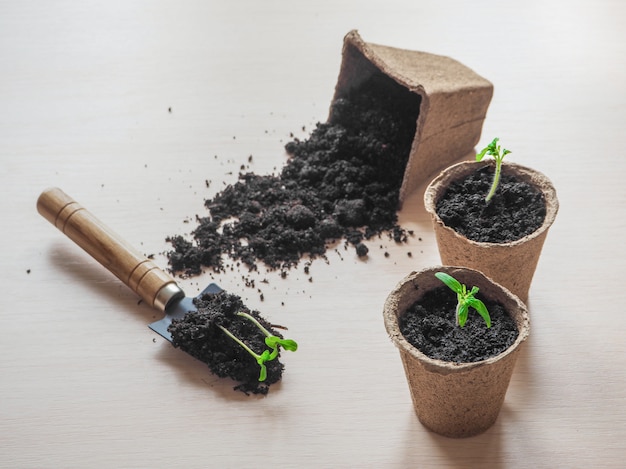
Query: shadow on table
396,405,516,468
47,243,152,319
154,339,279,402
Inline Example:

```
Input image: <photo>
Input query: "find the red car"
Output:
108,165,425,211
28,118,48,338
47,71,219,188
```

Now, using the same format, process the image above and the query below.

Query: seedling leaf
256,350,272,382
467,297,492,328
475,146,490,162
435,272,492,328
266,336,299,352
226,311,299,374
434,272,463,294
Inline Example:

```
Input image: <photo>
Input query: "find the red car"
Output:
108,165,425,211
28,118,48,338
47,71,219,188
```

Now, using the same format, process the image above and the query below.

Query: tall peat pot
424,161,559,303
383,266,529,438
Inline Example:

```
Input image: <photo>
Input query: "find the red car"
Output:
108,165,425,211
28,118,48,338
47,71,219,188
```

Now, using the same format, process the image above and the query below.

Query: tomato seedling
435,272,491,328
219,312,298,382
475,137,512,202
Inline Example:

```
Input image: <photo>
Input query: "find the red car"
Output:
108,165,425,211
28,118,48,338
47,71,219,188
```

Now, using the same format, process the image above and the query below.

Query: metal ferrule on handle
37,187,183,312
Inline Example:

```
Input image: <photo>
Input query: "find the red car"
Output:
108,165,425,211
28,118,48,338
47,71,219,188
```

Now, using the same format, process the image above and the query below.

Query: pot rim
383,265,530,373
423,160,559,248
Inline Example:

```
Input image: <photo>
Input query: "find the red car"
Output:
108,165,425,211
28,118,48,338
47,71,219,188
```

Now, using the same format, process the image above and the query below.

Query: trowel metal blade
149,282,223,342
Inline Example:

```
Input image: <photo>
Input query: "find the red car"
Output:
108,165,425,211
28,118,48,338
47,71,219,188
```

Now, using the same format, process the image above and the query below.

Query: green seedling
237,311,298,359
219,312,298,382
475,137,512,202
435,272,491,328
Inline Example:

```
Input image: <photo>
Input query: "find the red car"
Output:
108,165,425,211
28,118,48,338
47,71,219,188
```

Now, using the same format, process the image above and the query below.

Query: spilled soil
399,285,519,363
166,73,420,276
168,291,288,395
435,164,546,243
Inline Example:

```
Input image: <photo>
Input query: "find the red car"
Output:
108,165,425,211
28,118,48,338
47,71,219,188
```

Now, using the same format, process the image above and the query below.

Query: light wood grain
2,1,626,468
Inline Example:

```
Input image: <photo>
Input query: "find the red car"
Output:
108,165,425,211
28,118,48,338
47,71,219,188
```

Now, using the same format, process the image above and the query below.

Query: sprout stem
237,311,298,360
218,324,269,382
485,161,501,202
218,324,258,358
218,311,298,382
237,311,272,337
475,137,511,203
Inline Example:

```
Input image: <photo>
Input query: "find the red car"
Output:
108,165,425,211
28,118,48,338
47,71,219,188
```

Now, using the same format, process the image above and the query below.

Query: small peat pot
334,30,493,205
424,157,559,303
383,266,529,438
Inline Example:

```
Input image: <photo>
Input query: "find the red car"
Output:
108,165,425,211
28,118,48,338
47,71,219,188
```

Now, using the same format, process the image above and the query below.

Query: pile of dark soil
435,165,546,243
166,73,420,275
168,291,286,395
399,286,519,363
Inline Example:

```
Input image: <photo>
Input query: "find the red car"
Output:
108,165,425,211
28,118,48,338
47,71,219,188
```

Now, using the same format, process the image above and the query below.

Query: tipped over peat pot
335,30,494,205
383,266,529,438
424,161,559,303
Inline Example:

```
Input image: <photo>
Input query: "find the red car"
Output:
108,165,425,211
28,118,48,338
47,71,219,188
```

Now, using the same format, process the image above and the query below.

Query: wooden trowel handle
37,187,183,312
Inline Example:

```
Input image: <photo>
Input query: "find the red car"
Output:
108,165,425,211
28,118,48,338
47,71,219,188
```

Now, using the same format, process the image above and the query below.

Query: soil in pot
399,285,519,363
168,290,288,395
435,164,546,243
166,72,420,276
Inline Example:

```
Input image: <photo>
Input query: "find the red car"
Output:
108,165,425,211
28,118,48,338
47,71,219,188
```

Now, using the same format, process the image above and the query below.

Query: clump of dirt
399,286,519,363
168,291,286,395
166,73,420,276
435,165,546,243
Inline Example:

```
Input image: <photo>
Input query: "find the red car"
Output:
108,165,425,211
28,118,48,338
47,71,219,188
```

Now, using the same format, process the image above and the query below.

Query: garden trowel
37,187,221,341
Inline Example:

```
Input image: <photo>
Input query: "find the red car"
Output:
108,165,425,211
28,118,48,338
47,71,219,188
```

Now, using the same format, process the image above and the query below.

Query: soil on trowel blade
168,291,286,395
166,74,420,276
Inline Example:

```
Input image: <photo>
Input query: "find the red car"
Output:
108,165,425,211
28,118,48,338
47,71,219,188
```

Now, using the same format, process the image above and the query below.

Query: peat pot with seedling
424,138,559,303
383,266,529,438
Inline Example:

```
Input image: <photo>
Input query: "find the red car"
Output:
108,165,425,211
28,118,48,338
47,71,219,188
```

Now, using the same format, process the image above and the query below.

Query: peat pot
383,266,529,438
333,30,493,205
424,161,559,303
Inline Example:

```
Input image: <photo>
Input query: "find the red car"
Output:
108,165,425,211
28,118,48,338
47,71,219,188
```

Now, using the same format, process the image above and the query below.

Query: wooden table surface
2,1,625,467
